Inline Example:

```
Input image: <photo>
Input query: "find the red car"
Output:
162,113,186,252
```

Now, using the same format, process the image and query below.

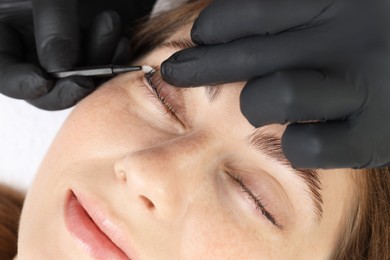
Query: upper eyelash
145,68,158,87
228,172,282,229
145,70,178,116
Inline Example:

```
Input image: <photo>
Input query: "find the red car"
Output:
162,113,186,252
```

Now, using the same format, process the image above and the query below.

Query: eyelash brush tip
142,65,155,74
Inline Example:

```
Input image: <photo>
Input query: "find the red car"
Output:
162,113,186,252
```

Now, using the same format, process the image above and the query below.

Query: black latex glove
161,0,390,169
0,0,155,110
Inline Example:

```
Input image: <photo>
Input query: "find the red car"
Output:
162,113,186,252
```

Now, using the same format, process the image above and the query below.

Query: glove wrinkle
85,11,121,65
39,37,78,72
33,0,80,71
27,76,94,110
112,37,130,65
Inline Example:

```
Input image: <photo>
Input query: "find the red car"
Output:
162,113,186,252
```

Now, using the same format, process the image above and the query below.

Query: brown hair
128,1,390,259
0,184,24,260
1,1,389,259
333,168,390,259
128,0,212,61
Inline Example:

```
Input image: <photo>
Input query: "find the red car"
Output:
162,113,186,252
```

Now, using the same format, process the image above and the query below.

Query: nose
114,133,217,222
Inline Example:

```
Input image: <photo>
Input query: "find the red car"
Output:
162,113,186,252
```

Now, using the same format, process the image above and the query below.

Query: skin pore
16,25,357,259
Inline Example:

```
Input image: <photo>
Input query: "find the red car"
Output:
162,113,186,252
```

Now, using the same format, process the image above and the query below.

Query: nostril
139,195,155,210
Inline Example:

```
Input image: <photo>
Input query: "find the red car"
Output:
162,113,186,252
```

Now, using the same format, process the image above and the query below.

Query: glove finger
112,37,130,65
192,0,333,44
0,23,52,99
0,61,52,99
27,76,94,110
85,10,121,65
240,70,366,127
32,0,80,72
162,30,325,87
282,122,373,169
78,0,157,26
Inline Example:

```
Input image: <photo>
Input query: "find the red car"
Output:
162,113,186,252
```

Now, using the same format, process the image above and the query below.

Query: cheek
178,205,268,258
40,85,172,169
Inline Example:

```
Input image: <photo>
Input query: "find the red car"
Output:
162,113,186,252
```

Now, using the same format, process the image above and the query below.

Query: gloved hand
0,0,155,110
161,0,390,169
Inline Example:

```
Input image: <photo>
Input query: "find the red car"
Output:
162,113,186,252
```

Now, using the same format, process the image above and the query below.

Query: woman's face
17,26,356,259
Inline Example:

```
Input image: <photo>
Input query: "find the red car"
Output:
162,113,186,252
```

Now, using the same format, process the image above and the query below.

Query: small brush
141,65,155,74
50,65,154,79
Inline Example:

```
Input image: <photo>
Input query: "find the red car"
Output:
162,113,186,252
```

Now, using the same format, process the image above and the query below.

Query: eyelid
143,70,189,129
225,169,283,229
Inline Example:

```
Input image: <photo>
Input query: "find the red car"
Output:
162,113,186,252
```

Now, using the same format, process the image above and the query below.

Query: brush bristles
142,65,155,74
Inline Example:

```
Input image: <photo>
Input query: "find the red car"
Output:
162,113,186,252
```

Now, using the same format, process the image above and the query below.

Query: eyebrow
160,39,196,50
248,129,323,220
158,40,324,218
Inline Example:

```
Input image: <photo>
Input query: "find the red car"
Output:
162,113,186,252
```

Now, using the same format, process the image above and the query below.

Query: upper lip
72,189,139,260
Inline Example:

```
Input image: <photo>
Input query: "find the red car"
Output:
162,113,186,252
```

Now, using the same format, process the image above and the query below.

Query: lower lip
64,191,129,260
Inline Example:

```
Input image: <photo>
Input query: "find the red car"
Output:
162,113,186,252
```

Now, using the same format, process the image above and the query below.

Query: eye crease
226,170,283,229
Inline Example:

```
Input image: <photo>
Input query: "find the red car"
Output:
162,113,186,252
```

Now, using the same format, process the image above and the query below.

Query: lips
64,191,132,260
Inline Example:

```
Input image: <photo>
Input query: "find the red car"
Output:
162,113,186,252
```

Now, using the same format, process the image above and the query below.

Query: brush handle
50,65,142,78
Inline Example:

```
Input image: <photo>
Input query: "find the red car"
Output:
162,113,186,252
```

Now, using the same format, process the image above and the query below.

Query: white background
0,96,70,190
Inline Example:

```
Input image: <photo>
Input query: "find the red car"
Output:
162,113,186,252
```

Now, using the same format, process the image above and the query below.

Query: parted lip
64,189,140,260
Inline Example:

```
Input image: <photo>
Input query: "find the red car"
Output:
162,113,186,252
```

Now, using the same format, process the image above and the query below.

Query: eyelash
227,171,282,229
144,69,180,122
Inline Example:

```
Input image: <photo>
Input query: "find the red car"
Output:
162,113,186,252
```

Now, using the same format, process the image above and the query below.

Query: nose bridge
114,131,217,221
143,131,214,179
